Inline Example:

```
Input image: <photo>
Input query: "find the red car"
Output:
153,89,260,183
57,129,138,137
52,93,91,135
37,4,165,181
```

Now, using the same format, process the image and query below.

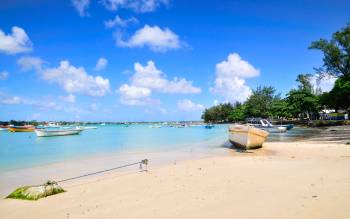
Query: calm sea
0,124,321,172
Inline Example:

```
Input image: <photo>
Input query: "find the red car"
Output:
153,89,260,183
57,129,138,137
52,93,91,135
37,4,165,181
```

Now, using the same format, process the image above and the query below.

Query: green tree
319,77,350,112
271,99,292,119
201,103,234,123
245,86,278,118
286,74,319,120
228,102,247,122
309,23,350,79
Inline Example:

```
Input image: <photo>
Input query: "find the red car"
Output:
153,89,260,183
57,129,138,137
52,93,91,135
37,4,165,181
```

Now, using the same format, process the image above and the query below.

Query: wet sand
1,127,350,219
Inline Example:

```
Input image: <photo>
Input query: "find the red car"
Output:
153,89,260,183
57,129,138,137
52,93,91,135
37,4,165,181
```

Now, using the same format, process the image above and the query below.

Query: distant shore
1,126,349,219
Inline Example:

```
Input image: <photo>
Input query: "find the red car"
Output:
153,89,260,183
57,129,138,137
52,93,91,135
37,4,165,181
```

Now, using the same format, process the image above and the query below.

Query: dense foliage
202,23,350,123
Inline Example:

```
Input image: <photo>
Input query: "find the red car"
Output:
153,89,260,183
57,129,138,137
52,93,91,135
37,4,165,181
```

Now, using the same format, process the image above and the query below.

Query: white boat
149,125,162,128
277,126,287,133
228,124,269,149
35,128,83,137
0,128,7,131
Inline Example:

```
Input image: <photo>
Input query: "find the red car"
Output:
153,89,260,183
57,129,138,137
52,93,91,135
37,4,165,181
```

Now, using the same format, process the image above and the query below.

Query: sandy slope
1,141,350,219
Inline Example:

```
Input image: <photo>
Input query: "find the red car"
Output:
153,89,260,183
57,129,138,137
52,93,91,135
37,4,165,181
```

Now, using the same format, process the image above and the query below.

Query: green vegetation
6,181,65,201
202,23,350,123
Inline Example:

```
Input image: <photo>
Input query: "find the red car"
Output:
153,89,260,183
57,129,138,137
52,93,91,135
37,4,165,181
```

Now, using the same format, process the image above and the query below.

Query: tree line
202,23,350,123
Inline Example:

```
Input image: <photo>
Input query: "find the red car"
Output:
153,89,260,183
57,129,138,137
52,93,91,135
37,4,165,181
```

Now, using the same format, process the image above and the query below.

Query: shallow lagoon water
0,124,321,172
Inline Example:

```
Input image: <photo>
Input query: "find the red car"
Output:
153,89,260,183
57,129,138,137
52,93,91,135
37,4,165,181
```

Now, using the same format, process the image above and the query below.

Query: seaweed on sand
6,180,65,201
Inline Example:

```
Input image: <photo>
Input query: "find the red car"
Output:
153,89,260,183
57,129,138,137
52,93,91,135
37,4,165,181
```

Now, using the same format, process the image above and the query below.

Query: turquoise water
0,124,321,172
0,124,228,172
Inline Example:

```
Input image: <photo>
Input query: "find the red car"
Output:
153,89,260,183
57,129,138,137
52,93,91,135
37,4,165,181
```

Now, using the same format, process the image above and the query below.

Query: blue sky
0,0,349,122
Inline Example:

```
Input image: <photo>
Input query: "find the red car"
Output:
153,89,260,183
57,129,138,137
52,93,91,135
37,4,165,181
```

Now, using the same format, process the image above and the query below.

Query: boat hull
229,125,269,149
8,127,35,132
35,129,82,137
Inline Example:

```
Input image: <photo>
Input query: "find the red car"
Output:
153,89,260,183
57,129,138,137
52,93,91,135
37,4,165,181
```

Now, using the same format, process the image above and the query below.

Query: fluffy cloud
0,26,32,54
119,84,156,105
211,53,260,103
116,25,182,52
17,57,111,97
119,61,201,105
310,74,337,93
0,71,8,80
59,94,76,103
101,0,169,13
94,57,108,71
42,61,110,96
105,15,138,28
17,56,44,71
131,61,200,93
177,99,205,111
72,0,90,17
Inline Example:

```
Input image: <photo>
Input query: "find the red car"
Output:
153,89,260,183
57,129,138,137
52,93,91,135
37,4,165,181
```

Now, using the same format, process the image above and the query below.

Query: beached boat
35,128,83,137
228,124,269,149
8,125,35,132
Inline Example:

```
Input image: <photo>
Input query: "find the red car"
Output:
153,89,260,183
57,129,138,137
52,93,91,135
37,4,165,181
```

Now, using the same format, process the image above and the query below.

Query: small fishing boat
149,125,162,128
280,124,294,130
35,128,83,137
229,124,269,149
8,125,35,132
205,123,215,129
277,126,287,132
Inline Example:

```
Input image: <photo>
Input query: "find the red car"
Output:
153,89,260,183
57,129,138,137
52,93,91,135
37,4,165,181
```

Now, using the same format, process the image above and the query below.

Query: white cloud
131,61,200,93
0,26,32,54
119,84,151,99
72,0,90,17
211,53,260,103
118,61,200,105
310,74,337,93
101,0,169,13
105,15,138,28
116,25,182,52
59,94,76,103
177,99,205,111
17,56,44,71
0,71,8,80
118,84,155,105
42,60,110,96
17,58,111,97
94,57,108,71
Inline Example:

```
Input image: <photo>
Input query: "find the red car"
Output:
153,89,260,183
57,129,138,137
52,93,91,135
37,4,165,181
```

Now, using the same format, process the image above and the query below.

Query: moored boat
8,125,35,132
277,126,287,132
281,124,294,130
205,123,215,129
35,128,83,137
228,124,269,149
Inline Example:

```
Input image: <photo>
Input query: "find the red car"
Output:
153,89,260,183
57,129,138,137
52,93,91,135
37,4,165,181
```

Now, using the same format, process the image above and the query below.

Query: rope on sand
6,159,149,200
57,159,149,183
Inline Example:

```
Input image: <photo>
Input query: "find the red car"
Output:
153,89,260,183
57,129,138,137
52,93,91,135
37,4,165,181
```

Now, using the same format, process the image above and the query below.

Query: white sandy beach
1,138,350,219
